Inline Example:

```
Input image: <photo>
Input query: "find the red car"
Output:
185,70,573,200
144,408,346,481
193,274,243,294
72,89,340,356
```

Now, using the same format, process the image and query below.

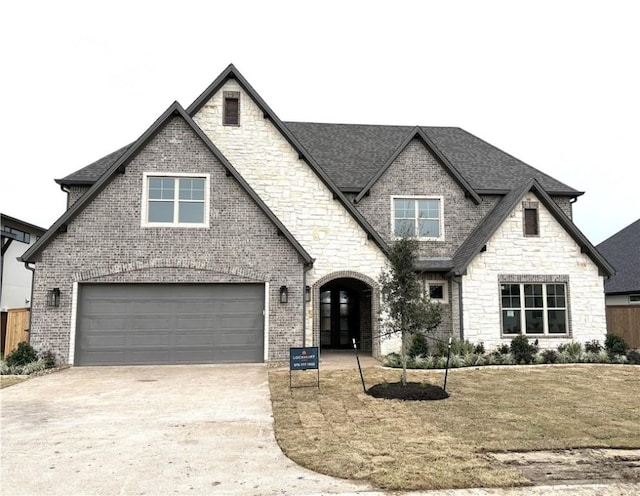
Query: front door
320,286,359,349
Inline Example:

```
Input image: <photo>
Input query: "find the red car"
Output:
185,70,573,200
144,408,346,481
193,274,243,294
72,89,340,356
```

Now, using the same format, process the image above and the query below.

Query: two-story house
20,65,613,366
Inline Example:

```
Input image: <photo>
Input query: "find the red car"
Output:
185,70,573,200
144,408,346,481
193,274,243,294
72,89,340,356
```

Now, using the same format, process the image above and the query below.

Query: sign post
289,347,320,389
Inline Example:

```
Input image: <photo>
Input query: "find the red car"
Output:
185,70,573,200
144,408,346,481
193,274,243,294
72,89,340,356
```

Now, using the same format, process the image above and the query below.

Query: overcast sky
1,0,638,244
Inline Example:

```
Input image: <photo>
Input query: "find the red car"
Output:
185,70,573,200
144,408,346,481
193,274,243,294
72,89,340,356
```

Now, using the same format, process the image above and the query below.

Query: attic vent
223,91,240,126
523,207,539,236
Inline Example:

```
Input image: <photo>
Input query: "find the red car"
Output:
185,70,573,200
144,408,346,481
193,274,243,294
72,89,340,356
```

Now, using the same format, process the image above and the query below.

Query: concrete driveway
0,365,372,496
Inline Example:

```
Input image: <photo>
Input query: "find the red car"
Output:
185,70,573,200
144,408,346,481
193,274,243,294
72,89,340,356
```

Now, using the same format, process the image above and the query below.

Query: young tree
379,236,442,385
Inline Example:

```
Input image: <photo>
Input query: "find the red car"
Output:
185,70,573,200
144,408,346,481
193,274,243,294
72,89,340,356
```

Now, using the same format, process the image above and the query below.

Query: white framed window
423,280,448,304
630,294,640,304
391,196,444,240
500,282,568,336
141,173,210,227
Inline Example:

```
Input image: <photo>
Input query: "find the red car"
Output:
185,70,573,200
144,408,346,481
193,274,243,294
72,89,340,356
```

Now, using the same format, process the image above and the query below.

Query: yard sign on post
289,347,320,389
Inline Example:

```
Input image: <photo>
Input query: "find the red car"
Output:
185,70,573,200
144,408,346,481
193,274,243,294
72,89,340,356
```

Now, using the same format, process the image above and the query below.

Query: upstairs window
143,174,209,227
223,91,240,126
2,226,30,244
392,197,443,240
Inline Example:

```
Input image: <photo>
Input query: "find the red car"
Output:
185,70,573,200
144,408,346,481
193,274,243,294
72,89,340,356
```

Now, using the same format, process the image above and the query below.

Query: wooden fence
3,308,30,356
606,306,640,349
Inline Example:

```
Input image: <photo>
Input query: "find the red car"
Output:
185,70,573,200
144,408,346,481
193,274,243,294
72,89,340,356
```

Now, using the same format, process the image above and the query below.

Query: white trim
390,195,445,241
629,294,640,304
263,282,270,362
141,172,210,228
68,282,79,365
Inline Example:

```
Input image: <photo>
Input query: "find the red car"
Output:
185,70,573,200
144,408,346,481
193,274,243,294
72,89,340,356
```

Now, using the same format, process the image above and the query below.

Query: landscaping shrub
541,349,558,364
562,341,583,361
626,349,640,365
5,342,37,367
584,340,602,353
495,344,510,355
408,333,429,358
39,350,57,368
473,342,485,355
510,334,538,364
605,334,629,356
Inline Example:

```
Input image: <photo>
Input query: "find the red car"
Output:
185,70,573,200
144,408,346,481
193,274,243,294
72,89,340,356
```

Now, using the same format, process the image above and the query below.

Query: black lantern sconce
305,285,311,302
279,285,288,303
47,288,61,307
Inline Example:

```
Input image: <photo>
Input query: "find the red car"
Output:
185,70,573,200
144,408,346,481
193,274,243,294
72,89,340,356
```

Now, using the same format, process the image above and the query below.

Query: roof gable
354,127,481,204
187,64,389,254
21,102,313,265
597,219,640,294
450,178,614,277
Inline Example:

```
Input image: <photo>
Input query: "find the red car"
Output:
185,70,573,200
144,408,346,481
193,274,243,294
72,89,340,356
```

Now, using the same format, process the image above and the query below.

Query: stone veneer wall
193,80,390,351
30,117,305,363
462,192,606,349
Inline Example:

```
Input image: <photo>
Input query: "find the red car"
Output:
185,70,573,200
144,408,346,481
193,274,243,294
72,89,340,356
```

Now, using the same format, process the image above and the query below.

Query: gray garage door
75,284,265,366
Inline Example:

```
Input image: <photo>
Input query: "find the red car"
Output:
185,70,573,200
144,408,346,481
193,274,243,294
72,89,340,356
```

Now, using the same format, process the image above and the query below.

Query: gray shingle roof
284,122,580,195
57,122,580,197
597,219,640,294
56,144,132,184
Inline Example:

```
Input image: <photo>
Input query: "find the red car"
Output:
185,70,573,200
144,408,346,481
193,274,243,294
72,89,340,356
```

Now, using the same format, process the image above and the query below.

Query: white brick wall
463,192,607,349
193,80,389,343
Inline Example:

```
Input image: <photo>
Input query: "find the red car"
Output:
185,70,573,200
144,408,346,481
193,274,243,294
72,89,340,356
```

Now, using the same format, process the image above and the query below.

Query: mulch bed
367,382,449,401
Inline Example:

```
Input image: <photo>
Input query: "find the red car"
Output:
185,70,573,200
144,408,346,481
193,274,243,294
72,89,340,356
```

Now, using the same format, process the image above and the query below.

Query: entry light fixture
279,285,288,304
305,285,311,302
47,288,61,307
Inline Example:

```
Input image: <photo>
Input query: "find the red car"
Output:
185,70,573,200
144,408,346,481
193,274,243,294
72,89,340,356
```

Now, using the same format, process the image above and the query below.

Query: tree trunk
401,330,408,386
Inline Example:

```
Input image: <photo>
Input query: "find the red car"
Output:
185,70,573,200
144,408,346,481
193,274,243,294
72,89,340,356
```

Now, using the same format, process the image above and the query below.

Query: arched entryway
313,272,378,354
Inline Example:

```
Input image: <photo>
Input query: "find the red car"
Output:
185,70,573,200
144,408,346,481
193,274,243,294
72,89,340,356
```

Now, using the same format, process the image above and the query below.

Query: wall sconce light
279,285,288,303
47,288,61,307
305,285,311,302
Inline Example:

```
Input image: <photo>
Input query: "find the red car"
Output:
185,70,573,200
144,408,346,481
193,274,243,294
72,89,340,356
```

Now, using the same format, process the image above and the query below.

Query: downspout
60,184,70,209
454,275,464,341
23,261,36,343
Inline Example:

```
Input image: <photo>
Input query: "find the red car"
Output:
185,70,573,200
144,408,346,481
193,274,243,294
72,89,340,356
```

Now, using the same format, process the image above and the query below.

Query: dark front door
320,285,360,349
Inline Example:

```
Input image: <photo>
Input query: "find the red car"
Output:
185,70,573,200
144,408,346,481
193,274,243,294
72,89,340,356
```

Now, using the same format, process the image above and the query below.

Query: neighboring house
597,219,640,347
20,64,614,366
1,214,46,353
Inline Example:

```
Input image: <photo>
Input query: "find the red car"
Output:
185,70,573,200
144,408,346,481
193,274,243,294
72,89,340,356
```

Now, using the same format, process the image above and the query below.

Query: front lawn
269,365,640,490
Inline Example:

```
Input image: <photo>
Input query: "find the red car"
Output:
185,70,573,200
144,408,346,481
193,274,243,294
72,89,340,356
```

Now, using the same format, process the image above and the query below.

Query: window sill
141,223,209,229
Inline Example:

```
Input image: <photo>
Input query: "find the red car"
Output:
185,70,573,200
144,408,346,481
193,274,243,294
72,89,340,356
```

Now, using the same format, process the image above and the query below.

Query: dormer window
223,91,240,126
523,201,539,236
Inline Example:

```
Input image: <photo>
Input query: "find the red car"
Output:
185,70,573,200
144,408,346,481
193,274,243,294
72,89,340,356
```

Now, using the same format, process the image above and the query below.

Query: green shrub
605,334,629,356
473,342,485,355
408,332,429,358
5,342,37,367
562,341,583,360
541,349,558,364
495,344,510,355
510,334,538,364
626,349,640,365
584,340,602,353
38,350,57,368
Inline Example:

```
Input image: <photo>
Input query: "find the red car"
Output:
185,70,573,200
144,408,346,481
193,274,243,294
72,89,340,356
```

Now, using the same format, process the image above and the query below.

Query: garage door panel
76,284,265,365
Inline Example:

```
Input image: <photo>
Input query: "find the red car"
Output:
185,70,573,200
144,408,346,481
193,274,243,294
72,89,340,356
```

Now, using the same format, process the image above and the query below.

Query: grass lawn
269,364,640,490
0,376,29,389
